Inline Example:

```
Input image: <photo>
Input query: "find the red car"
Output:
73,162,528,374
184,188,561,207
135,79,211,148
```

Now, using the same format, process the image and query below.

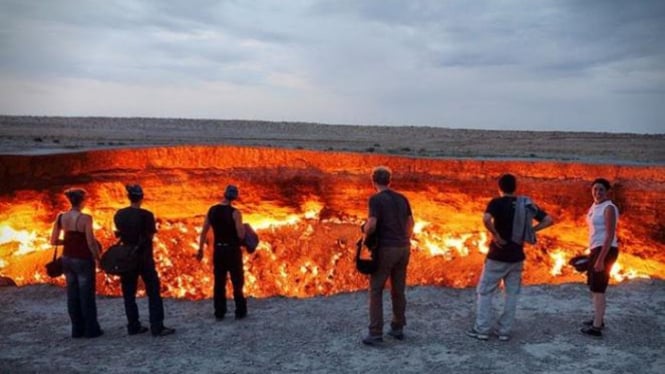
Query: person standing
467,173,554,341
114,184,175,337
50,188,103,338
362,166,414,345
197,185,247,320
581,178,619,337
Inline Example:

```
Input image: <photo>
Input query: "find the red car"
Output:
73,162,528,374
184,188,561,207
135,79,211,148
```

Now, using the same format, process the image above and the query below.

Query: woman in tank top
49,188,103,338
581,178,619,338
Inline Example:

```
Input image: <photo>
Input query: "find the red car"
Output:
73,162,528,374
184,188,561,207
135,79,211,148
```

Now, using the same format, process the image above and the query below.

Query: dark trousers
62,256,102,338
369,246,410,336
587,246,619,293
120,256,165,333
213,245,246,318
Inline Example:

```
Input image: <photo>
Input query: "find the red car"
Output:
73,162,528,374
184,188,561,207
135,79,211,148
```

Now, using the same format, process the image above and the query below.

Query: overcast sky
0,1,663,133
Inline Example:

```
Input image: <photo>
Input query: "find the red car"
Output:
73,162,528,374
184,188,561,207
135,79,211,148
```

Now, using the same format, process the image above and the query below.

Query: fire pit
1,145,663,298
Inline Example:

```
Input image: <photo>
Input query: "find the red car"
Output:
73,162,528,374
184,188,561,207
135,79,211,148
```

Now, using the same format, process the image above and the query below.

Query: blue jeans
473,259,524,336
120,255,165,333
62,256,101,337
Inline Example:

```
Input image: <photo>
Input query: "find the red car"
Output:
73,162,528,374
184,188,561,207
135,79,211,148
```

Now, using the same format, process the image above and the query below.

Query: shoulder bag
100,238,142,275
46,214,64,278
242,223,260,254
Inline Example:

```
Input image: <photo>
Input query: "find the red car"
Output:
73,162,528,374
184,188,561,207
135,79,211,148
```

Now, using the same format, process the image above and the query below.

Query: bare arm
363,217,377,236
483,212,506,247
594,206,617,271
533,215,554,232
233,210,245,240
83,215,100,261
197,216,211,260
49,214,62,246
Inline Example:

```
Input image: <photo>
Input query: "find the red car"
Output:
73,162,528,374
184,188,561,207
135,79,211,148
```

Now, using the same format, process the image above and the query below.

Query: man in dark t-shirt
467,174,553,341
484,195,547,263
369,190,413,249
362,166,414,345
114,184,174,337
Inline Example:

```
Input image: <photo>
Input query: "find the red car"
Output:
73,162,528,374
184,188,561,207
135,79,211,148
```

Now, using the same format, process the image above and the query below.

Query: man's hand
364,217,377,236
493,235,507,248
196,248,204,262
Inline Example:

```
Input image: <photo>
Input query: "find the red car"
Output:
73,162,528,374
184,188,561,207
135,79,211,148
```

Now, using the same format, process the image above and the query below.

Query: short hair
224,185,239,201
498,173,517,194
64,188,86,207
126,184,144,203
591,178,611,190
372,166,392,186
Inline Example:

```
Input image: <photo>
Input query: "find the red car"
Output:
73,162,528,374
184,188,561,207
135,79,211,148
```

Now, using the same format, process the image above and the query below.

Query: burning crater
1,146,664,299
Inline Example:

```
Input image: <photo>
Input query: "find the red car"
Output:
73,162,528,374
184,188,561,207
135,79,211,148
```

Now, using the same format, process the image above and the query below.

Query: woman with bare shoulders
50,188,103,338
581,178,619,338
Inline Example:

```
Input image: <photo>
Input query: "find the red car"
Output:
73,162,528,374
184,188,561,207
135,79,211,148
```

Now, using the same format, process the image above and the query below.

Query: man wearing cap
114,184,175,337
197,185,247,320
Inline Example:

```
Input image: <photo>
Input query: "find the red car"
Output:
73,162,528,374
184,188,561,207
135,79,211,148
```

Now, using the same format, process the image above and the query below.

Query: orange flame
1,146,663,298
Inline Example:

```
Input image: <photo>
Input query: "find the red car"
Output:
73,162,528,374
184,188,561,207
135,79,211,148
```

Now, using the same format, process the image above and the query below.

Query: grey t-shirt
368,189,412,247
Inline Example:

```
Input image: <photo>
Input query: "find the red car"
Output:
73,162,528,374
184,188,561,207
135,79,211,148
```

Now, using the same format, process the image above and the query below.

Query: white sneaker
466,328,489,340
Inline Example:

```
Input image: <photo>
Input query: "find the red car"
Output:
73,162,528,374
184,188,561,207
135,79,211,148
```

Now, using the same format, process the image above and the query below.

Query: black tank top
207,204,240,247
63,214,92,260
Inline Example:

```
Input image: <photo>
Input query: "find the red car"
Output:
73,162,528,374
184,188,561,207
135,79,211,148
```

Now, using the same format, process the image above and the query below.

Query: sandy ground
1,116,664,163
1,280,664,374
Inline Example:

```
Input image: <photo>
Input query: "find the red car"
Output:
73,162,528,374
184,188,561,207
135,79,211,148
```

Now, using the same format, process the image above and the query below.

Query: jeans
368,245,410,336
213,244,246,318
62,256,101,337
120,255,165,333
474,259,524,336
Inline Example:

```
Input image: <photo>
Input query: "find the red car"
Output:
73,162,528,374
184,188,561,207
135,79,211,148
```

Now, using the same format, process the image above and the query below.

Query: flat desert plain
1,116,664,163
1,116,664,374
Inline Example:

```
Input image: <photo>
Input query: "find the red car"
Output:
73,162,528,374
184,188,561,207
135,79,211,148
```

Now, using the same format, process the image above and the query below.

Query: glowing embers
148,215,364,299
545,247,650,281
0,207,659,299
0,177,662,299
0,224,51,257
549,250,567,276
413,220,489,258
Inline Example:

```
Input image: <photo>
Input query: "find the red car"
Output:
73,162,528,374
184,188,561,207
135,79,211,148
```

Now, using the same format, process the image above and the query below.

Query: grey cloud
309,0,665,74
0,0,663,133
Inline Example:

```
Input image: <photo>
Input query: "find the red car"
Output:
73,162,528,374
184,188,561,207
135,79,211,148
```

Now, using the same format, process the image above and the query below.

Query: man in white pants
467,174,554,341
